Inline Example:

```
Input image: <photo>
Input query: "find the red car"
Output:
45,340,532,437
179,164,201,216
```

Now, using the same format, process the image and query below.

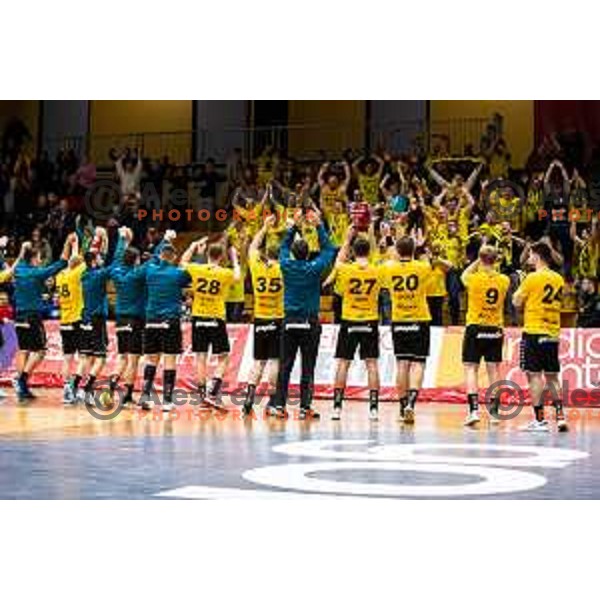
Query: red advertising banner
1,323,599,404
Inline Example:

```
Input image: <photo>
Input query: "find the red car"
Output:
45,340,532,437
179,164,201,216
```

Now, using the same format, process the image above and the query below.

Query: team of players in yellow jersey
165,211,568,433
32,210,567,432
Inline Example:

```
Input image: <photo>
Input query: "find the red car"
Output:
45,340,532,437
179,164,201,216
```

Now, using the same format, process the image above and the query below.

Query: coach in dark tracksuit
274,214,336,419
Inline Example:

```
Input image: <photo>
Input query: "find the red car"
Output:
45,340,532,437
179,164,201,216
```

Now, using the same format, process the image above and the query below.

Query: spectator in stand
226,148,244,190
30,226,53,266
34,151,55,195
318,160,350,217
487,138,511,179
352,153,384,205
197,158,226,227
115,149,143,196
256,146,279,189
577,278,600,327
544,159,572,273
523,172,545,240
380,161,409,215
570,217,599,281
48,197,75,259
74,154,96,192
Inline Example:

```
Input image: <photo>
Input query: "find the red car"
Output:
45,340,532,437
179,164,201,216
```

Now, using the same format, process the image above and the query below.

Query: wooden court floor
0,387,598,499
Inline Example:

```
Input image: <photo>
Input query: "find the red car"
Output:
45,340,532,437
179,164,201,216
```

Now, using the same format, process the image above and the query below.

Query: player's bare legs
205,353,229,408
109,354,128,400
120,354,140,405
365,358,380,420
526,371,546,426
243,360,266,415
196,352,208,403
484,362,501,422
395,360,410,419
331,359,351,420
404,360,425,424
463,363,481,426
545,372,568,431
140,354,159,408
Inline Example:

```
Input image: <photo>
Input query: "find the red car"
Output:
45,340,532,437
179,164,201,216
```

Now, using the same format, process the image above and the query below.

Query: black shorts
60,321,81,355
116,317,144,355
80,317,108,357
462,324,504,364
335,320,380,361
192,317,230,355
254,318,282,361
520,333,560,373
392,321,430,362
143,318,182,355
15,314,46,352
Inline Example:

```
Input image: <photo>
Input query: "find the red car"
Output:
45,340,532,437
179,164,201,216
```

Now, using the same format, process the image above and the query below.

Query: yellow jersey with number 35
56,263,86,324
248,251,284,320
515,268,564,337
186,263,234,320
337,261,383,321
462,269,510,328
383,260,432,322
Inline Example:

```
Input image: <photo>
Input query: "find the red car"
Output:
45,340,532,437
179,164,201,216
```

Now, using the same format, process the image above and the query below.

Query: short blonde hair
479,244,498,265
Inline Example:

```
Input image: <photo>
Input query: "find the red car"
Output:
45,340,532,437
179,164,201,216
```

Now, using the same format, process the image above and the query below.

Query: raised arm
279,221,297,265
249,214,276,257
115,153,125,179
318,162,329,188
397,162,407,195
335,226,355,268
341,161,351,189
427,160,450,188
464,161,483,192
229,246,241,283
372,153,385,178
570,220,582,246
180,236,207,267
379,174,392,200
460,257,480,286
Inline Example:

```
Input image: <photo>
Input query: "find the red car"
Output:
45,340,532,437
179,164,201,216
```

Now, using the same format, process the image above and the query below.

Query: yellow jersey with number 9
56,263,86,324
337,262,383,321
383,260,432,322
462,269,510,328
515,268,565,337
248,251,284,320
186,263,234,320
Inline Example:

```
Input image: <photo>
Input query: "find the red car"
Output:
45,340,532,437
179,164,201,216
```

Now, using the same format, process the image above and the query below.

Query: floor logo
157,440,589,499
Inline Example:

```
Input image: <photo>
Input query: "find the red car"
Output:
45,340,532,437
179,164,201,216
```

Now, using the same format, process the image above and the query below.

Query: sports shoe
331,406,342,421
464,411,480,427
264,405,279,418
557,418,569,432
122,395,134,408
369,405,379,421
299,407,320,420
139,393,154,411
14,378,28,403
488,409,501,425
82,390,96,407
162,400,176,413
403,406,415,425
63,383,77,405
520,420,550,432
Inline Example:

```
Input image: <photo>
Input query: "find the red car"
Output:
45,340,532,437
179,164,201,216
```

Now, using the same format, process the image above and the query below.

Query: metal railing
41,116,490,167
